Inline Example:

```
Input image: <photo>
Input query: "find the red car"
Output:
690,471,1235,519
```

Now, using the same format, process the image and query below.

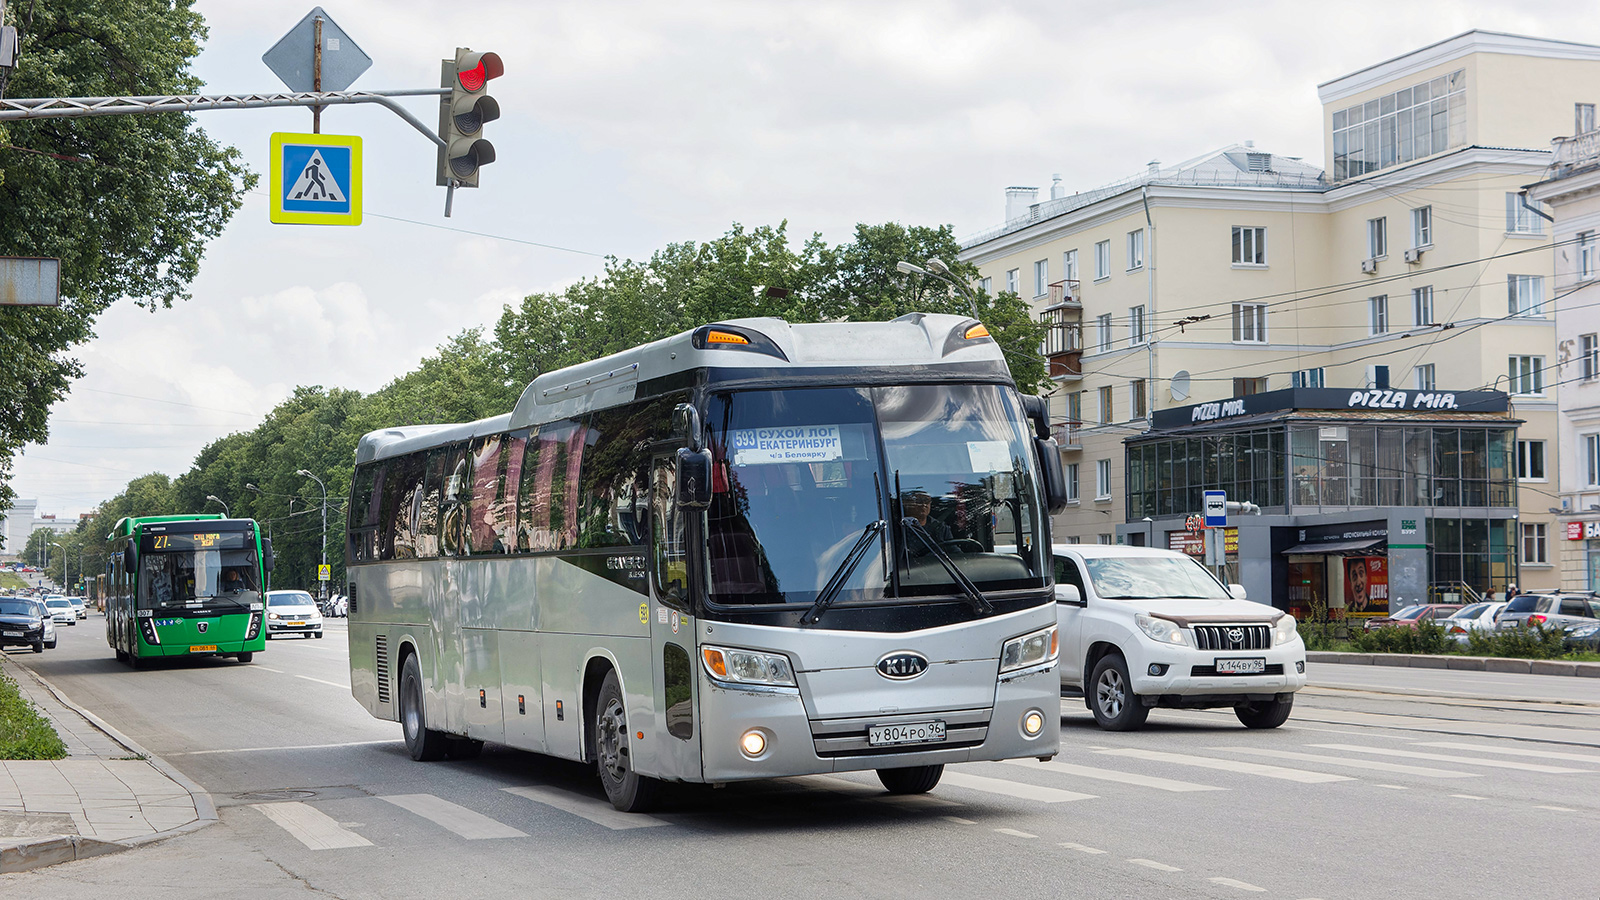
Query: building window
1095,240,1111,280
1508,274,1545,317
1095,459,1111,500
1412,206,1432,248
1581,232,1596,280
979,276,992,295
1232,303,1266,343
1067,391,1083,433
1127,229,1145,271
1578,102,1596,134
1416,363,1436,391
1005,269,1019,294
1232,226,1266,265
1065,463,1079,502
1034,259,1049,297
1516,440,1546,480
1369,295,1389,335
1589,435,1600,486
1063,249,1079,283
1509,355,1544,395
1129,305,1146,345
1097,533,1114,545
1234,377,1268,396
1097,385,1113,425
1506,192,1545,235
1582,334,1598,381
1331,69,1467,180
1367,217,1387,259
1095,313,1113,352
1292,368,1324,388
1413,285,1434,326
1130,379,1148,420
1522,523,1547,564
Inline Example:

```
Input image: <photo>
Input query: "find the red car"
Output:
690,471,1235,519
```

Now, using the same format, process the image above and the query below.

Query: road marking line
1451,794,1486,800
1535,805,1576,812
1059,842,1106,854
1308,744,1591,774
1127,858,1182,872
1376,784,1408,790
252,801,372,850
1415,741,1600,765
171,740,393,756
1097,748,1351,784
256,666,286,673
793,775,961,808
1220,747,1479,779
994,827,1036,838
941,815,977,825
1210,877,1267,892
939,771,1097,802
294,674,351,689
380,793,526,839
502,785,668,830
999,758,1225,792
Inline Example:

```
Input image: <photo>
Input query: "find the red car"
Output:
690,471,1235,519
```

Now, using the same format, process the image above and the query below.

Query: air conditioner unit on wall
1361,258,1378,274
1404,247,1423,263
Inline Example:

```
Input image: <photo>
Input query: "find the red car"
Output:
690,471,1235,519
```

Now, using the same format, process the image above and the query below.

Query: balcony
1040,307,1082,382
1047,279,1082,310
1051,420,1083,451
1554,129,1600,175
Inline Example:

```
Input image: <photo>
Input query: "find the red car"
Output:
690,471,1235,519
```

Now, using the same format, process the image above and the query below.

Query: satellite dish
1170,370,1191,402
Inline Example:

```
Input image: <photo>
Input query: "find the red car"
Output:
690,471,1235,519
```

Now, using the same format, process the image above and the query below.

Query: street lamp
896,258,981,319
205,494,230,517
50,541,68,592
297,469,328,601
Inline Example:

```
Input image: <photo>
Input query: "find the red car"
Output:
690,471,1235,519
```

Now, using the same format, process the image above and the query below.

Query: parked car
1439,601,1508,645
1053,545,1306,731
1564,620,1600,652
42,596,76,625
264,590,324,639
0,595,52,653
1363,604,1463,631
1496,593,1600,633
324,594,348,618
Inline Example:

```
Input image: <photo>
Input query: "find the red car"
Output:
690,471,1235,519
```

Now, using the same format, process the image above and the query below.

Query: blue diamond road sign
270,133,362,226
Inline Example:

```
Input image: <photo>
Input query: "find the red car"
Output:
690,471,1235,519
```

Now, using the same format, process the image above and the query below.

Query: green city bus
105,514,273,667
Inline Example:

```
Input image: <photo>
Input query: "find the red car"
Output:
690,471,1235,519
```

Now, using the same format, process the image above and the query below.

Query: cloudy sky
10,0,1595,519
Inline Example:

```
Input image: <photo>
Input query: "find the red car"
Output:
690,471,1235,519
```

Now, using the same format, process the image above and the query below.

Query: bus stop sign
1203,490,1227,527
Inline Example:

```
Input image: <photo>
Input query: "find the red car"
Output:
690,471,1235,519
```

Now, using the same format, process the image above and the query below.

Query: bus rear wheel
593,670,659,812
400,654,447,761
877,765,944,794
115,647,127,662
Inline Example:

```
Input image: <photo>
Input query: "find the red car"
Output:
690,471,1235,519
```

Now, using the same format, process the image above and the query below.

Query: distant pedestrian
1506,583,1519,602
1484,587,1496,603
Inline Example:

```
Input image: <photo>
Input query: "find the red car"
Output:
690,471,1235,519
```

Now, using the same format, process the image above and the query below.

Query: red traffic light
456,51,504,92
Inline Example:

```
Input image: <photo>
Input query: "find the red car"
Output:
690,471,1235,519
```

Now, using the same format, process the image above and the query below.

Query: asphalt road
4,617,1598,900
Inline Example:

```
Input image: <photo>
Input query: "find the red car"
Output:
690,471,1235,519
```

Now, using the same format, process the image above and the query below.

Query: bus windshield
137,547,260,610
705,384,1046,608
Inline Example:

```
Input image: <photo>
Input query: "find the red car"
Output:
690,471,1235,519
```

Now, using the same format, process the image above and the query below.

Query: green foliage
1464,624,1570,660
0,0,255,519
1349,620,1455,655
1296,621,1342,651
0,667,69,761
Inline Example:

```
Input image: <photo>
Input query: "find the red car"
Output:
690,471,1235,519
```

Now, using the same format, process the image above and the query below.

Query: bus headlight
701,646,796,687
1272,614,1299,647
1135,613,1187,646
1000,625,1058,673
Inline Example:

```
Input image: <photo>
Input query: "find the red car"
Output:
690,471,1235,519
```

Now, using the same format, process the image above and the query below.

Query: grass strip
0,661,69,760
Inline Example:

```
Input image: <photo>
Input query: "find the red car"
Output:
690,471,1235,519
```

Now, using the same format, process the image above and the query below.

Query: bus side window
416,448,449,558
441,445,472,556
348,463,381,562
386,453,427,559
467,434,504,555
652,458,687,606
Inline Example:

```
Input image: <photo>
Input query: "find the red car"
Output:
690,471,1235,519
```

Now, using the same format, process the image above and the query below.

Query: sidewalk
1308,650,1600,677
0,655,216,873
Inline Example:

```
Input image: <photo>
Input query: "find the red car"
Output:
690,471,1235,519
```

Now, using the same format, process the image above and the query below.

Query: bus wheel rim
597,698,627,779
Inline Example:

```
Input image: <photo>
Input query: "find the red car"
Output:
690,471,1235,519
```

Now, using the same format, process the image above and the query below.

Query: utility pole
297,469,328,602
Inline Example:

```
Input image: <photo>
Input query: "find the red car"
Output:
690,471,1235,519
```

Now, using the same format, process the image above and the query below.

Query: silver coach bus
346,314,1069,811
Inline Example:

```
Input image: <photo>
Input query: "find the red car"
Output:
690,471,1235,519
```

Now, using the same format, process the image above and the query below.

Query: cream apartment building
960,31,1600,613
1528,120,1600,591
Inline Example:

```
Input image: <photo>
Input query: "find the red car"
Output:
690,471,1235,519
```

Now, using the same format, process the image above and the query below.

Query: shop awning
1282,537,1387,555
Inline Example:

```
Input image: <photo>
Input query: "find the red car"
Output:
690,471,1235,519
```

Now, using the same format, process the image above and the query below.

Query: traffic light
438,48,503,187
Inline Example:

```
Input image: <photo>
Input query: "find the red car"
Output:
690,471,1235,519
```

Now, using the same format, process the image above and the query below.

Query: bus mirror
261,538,275,573
1020,394,1050,440
672,403,703,452
123,545,136,572
1034,437,1069,514
676,447,714,508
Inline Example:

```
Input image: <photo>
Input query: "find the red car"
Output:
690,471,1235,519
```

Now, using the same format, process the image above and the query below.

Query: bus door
648,455,702,780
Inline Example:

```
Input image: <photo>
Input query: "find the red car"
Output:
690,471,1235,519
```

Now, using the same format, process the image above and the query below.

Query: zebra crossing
248,735,1597,851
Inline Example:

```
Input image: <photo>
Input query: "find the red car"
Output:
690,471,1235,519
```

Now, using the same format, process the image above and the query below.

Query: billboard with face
1345,556,1388,616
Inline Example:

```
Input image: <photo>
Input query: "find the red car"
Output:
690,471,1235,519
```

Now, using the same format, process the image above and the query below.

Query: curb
0,662,218,874
1307,651,1600,677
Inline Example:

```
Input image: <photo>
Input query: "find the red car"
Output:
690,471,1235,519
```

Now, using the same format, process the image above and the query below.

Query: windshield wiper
803,520,886,625
902,518,994,617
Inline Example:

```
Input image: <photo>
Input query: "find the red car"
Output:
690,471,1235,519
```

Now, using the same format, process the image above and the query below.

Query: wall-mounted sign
1152,387,1510,431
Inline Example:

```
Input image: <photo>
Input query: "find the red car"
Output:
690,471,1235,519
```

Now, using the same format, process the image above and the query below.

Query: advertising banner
1345,556,1388,616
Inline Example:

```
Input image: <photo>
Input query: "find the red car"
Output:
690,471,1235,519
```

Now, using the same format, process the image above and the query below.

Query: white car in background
1439,601,1508,645
264,590,324,639
43,596,76,626
1053,545,1307,731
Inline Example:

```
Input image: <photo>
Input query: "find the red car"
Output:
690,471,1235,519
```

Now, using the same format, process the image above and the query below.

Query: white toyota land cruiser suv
1054,545,1306,731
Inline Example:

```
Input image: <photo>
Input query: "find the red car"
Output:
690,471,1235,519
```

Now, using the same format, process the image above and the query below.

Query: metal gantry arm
0,89,448,148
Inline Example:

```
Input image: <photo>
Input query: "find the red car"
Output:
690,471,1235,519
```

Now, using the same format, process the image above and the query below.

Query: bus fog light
1021,709,1045,737
740,729,768,757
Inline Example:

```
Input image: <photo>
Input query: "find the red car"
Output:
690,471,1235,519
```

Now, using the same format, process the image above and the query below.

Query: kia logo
197,621,208,634
876,651,928,680
1227,627,1243,645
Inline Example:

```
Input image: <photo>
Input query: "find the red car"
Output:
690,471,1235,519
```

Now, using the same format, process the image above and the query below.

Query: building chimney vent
1050,173,1065,200
1147,160,1160,177
1005,186,1039,222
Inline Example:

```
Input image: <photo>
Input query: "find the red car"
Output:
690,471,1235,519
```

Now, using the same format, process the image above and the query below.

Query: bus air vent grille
375,635,391,704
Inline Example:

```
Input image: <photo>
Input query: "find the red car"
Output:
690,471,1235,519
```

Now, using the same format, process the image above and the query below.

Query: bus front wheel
400,654,447,761
237,652,254,663
877,765,944,794
594,670,659,812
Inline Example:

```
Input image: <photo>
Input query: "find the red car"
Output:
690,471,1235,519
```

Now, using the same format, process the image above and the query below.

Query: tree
0,0,255,514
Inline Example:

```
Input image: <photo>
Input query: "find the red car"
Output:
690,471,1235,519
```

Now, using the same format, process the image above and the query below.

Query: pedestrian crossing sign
270,132,362,226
